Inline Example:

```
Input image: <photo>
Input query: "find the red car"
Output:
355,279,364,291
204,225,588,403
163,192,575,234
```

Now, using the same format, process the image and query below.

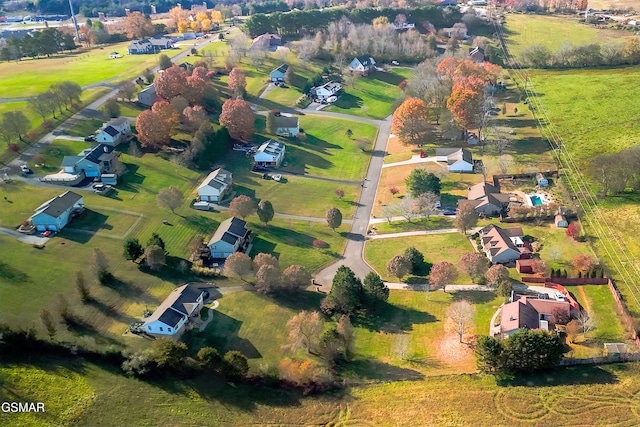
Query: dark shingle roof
38,191,82,218
227,217,249,238
144,284,203,329
271,64,288,74
221,232,239,245
356,55,374,66
102,126,120,137
157,308,184,328
84,144,114,165
208,217,249,246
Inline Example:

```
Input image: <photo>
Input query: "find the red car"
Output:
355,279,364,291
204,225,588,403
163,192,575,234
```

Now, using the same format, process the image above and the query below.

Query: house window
168,328,172,332
159,327,164,332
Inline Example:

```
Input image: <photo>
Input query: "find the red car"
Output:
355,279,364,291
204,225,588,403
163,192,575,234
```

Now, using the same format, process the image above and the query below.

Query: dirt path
577,286,591,311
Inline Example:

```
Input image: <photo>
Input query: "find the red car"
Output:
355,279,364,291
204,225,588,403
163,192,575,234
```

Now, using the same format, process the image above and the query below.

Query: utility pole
68,0,81,45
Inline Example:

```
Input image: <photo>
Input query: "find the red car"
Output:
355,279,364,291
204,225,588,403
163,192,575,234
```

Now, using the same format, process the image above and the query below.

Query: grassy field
504,14,632,58
325,68,410,119
0,41,179,98
4,348,640,425
521,224,594,273
364,233,476,283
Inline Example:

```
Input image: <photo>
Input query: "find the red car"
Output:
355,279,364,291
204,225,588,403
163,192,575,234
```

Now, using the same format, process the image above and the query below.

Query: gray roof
36,191,82,218
355,55,375,67
436,148,472,165
84,144,115,165
108,117,128,126
274,116,299,128
61,156,83,167
271,64,288,74
208,217,249,246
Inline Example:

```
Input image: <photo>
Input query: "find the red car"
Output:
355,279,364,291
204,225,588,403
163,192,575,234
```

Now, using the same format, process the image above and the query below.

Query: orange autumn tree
391,97,430,145
151,101,180,137
136,110,170,149
446,76,486,132
219,98,255,141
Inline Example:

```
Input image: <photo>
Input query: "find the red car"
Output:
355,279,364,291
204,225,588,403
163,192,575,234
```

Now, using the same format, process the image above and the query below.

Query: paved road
2,37,215,170
314,116,392,286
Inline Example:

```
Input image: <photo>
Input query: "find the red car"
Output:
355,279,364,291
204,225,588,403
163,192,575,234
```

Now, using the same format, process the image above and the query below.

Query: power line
490,11,640,312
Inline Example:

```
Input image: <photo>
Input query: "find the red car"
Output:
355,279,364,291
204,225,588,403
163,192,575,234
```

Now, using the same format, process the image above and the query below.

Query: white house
127,37,174,55
348,55,376,74
273,115,299,137
253,140,285,167
310,81,341,102
270,64,288,82
435,148,473,172
96,118,131,146
208,217,252,259
30,191,84,232
138,84,158,107
479,224,528,264
197,168,233,202
143,284,205,337
390,22,415,30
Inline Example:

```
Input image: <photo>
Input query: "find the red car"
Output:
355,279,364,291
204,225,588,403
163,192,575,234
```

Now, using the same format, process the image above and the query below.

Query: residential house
138,84,158,107
500,295,570,338
555,214,568,228
208,217,252,259
479,224,529,264
30,191,84,231
469,46,485,63
251,33,281,51
143,284,205,337
390,22,415,31
197,168,233,202
310,81,341,102
349,55,376,75
61,144,117,178
443,26,468,39
438,0,458,5
127,37,174,55
464,181,510,215
435,148,473,172
253,140,286,168
536,173,549,187
96,117,131,146
270,64,288,82
273,115,299,137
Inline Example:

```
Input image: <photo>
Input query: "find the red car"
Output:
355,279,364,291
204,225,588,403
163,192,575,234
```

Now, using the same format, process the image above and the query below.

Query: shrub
8,144,19,152
296,95,312,108
26,130,38,140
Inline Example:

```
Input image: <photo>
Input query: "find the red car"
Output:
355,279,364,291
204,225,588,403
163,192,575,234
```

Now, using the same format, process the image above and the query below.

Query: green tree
403,247,424,274
147,233,165,251
197,346,221,369
123,238,144,261
256,199,274,225
158,54,173,70
1,111,30,142
405,169,441,197
325,207,343,231
502,329,565,373
151,338,188,370
475,335,504,373
321,266,363,316
363,271,389,303
266,111,277,134
103,98,121,118
222,350,249,379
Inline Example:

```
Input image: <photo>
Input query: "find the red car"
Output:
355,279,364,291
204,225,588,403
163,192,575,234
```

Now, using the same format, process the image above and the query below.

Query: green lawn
326,69,410,119
372,216,456,234
521,224,594,273
504,14,632,58
0,42,184,98
364,233,475,283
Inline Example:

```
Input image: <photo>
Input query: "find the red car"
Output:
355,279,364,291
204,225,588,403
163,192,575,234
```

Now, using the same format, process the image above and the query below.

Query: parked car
442,207,456,215
84,135,96,142
436,200,442,209
42,230,52,237
391,60,399,65
20,164,32,174
272,174,282,182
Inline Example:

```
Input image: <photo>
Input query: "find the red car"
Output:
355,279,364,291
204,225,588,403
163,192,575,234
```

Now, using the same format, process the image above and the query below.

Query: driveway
0,226,49,245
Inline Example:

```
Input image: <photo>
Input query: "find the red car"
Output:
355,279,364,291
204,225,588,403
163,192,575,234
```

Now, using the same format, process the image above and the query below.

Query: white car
391,60,399,65
327,95,338,103
554,291,565,301
20,164,31,174
272,174,282,182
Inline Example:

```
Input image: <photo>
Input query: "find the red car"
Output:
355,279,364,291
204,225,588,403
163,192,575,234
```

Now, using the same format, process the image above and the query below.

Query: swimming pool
529,195,543,206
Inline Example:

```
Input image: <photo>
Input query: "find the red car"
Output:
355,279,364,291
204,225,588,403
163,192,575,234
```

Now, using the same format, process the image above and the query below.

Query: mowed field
504,14,632,58
2,355,640,426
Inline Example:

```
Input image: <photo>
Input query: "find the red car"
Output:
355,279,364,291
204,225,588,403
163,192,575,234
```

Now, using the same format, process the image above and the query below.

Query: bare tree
229,32,248,57
576,310,596,338
446,300,475,343
497,154,514,174
486,126,513,155
342,69,360,88
284,311,324,354
156,186,184,214
224,252,252,281
413,192,440,220
381,204,401,224
392,333,411,360
398,197,417,222
249,50,267,70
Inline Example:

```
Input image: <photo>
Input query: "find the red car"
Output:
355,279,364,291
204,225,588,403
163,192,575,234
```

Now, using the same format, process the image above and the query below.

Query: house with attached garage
251,33,281,51
137,84,158,107
208,217,252,260
143,284,205,337
273,115,299,137
96,117,131,146
310,81,341,102
61,144,117,178
462,181,510,215
499,295,570,339
197,168,233,202
348,55,376,75
270,64,288,82
30,191,84,231
479,224,529,264
127,37,174,55
253,139,286,168
469,46,485,63
435,148,473,172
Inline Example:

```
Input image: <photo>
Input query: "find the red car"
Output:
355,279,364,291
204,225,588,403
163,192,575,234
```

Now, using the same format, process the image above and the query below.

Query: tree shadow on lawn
261,290,324,312
511,137,552,155
253,224,317,249
183,310,261,359
64,315,122,348
332,92,363,110
138,256,201,284
452,290,498,304
117,163,143,193
296,133,341,154
182,214,220,234
102,276,146,299
341,359,424,382
283,145,333,175
0,262,30,283
248,237,278,258
88,297,138,326
371,71,406,86
354,302,437,333
496,365,619,388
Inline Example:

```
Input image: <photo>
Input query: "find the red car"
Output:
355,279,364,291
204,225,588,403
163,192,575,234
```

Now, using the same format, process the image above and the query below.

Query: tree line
244,5,460,37
588,146,640,196
519,38,640,69
1,28,75,61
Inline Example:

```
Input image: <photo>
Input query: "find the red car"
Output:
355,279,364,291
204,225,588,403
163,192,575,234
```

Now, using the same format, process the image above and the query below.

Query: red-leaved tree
566,222,581,241
228,67,247,94
219,98,255,141
154,66,188,101
136,110,170,149
429,261,458,292
151,101,179,137
183,105,208,131
572,254,595,274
